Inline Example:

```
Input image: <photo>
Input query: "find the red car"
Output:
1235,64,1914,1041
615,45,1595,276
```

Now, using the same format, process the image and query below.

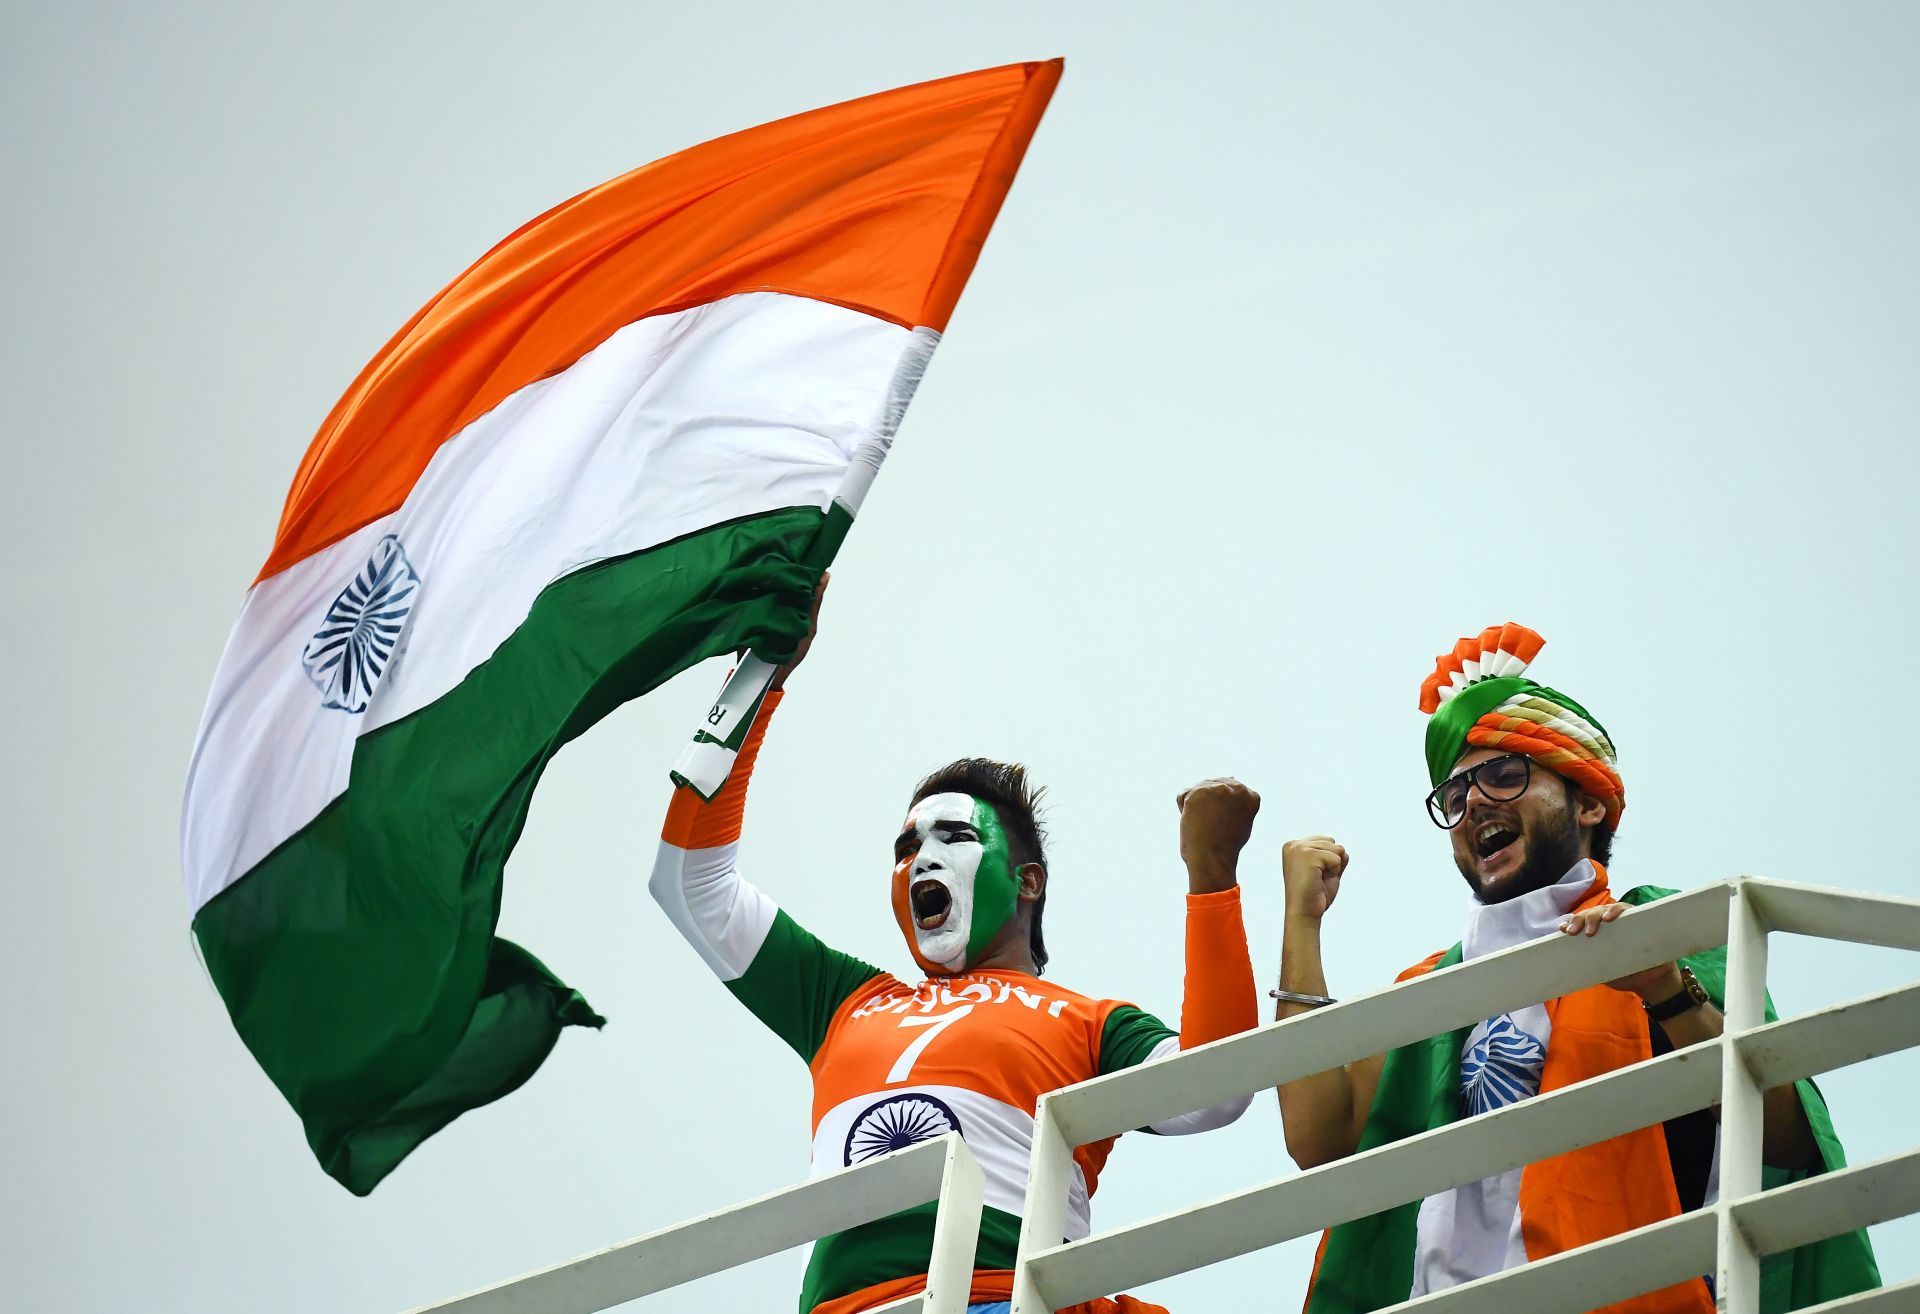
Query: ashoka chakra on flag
180,61,1060,1193
300,534,419,713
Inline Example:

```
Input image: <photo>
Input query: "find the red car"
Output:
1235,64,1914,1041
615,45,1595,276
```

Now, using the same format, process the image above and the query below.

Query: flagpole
670,327,940,799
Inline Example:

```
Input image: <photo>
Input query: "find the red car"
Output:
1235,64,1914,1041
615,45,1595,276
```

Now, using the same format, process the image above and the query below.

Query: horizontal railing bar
865,1297,927,1314
1024,1042,1723,1306
1265,1148,1920,1314
1047,882,1733,1145
1734,1147,1920,1258
1738,981,1920,1090
1746,878,1920,951
1383,1210,1716,1314
1796,1276,1920,1313
407,1135,959,1314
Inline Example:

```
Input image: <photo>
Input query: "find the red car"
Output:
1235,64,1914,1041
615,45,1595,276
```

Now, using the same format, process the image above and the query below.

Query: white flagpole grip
668,655,777,800
697,652,779,747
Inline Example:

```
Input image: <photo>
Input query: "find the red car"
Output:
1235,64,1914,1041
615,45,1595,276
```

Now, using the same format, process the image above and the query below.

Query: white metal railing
407,1132,982,1314
411,877,1919,1314
1011,878,1920,1314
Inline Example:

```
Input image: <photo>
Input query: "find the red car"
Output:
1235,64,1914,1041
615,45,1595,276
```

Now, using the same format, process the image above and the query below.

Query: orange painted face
890,792,1020,975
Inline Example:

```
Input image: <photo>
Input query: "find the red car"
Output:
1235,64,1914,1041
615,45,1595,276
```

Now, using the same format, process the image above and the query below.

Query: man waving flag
181,60,1061,1195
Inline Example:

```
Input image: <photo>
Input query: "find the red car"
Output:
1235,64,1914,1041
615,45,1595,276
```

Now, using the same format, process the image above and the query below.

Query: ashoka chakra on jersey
844,1093,962,1166
301,534,421,713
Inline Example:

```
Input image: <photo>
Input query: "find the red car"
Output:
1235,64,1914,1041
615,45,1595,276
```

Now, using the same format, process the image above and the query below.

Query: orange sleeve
1179,886,1259,1049
660,688,783,849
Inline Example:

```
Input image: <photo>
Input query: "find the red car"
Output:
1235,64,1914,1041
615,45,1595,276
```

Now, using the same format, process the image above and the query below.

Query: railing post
1012,1095,1073,1314
923,1134,986,1314
1716,879,1770,1312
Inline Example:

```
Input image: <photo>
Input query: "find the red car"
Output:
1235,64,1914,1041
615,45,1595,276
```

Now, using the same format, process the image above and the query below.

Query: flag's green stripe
192,506,828,1196
800,1203,1023,1312
1308,886,1879,1313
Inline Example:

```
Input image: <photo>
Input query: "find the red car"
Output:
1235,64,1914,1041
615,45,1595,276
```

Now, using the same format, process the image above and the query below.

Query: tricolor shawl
1302,883,1880,1313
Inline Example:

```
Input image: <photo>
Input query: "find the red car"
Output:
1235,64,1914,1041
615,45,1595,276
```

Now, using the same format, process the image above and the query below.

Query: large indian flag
181,60,1061,1195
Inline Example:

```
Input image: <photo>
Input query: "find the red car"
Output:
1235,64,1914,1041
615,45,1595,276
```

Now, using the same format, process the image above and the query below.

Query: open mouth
1473,820,1520,862
910,880,953,930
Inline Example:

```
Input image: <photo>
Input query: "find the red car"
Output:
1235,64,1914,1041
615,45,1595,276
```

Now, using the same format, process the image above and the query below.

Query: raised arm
648,688,789,980
647,581,882,1062
1559,900,1819,1171
1273,835,1385,1169
1105,779,1263,1135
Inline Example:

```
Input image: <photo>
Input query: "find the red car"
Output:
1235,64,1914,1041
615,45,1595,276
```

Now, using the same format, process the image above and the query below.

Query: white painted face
891,792,991,975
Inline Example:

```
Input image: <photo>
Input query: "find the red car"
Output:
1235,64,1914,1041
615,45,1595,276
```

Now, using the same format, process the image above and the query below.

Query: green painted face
964,801,1020,964
893,792,1024,974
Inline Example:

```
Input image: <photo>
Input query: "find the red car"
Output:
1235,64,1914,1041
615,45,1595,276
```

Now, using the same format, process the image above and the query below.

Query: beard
1457,805,1586,904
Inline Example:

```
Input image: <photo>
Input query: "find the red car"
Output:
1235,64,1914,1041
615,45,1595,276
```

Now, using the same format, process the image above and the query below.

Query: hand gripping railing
407,1132,982,1314
1010,878,1920,1314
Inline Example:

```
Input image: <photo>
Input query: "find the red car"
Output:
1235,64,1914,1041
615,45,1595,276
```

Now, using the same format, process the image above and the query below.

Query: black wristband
1644,965,1709,1023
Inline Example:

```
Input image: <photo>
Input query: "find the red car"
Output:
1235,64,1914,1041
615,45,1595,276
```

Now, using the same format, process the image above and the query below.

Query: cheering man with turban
1274,623,1879,1313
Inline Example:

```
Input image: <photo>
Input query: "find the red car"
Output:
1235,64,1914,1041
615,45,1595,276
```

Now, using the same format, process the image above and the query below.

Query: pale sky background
5,3,1919,1311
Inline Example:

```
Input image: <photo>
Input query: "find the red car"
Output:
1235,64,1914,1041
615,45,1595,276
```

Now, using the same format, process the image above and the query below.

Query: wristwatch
1643,964,1709,1023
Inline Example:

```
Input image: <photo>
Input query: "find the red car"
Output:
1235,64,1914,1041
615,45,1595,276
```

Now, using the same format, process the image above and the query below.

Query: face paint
890,792,1023,976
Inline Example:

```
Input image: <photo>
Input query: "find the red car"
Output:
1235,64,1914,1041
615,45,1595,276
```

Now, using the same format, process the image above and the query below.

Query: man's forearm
1648,988,1819,1171
1275,914,1357,1168
650,690,783,977
1145,886,1261,1135
1178,886,1258,1049
1582,912,1825,1173
1184,855,1238,895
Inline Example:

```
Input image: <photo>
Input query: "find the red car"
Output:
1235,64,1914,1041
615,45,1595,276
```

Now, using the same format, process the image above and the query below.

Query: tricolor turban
1419,623,1624,829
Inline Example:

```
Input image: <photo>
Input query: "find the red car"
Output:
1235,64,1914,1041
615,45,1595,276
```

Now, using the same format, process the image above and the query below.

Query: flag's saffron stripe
260,59,1060,583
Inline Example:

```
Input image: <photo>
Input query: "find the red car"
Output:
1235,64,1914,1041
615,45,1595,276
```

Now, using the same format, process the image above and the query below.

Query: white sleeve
648,837,779,983
1141,1035,1255,1135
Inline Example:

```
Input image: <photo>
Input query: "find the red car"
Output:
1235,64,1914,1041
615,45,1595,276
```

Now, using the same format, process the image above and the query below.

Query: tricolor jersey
649,692,1258,1313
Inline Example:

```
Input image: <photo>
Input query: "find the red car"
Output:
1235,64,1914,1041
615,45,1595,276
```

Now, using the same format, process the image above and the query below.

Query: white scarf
1408,859,1599,1295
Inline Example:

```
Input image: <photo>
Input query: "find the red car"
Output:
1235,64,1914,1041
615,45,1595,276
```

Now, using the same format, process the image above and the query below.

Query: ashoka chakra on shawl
1461,1014,1547,1116
301,534,421,713
844,1093,963,1166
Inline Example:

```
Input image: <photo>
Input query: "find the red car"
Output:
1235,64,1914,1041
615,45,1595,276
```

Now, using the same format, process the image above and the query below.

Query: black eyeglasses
1426,753,1532,829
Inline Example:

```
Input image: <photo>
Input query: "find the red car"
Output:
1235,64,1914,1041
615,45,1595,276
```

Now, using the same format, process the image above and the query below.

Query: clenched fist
1282,836,1348,923
768,572,828,692
1176,777,1261,894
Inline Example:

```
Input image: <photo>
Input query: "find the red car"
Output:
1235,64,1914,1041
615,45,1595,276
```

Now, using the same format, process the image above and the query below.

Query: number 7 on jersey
887,1005,973,1083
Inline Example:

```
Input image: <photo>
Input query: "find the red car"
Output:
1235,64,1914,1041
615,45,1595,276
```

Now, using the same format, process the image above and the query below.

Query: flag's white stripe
812,1085,1094,1238
183,292,924,915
